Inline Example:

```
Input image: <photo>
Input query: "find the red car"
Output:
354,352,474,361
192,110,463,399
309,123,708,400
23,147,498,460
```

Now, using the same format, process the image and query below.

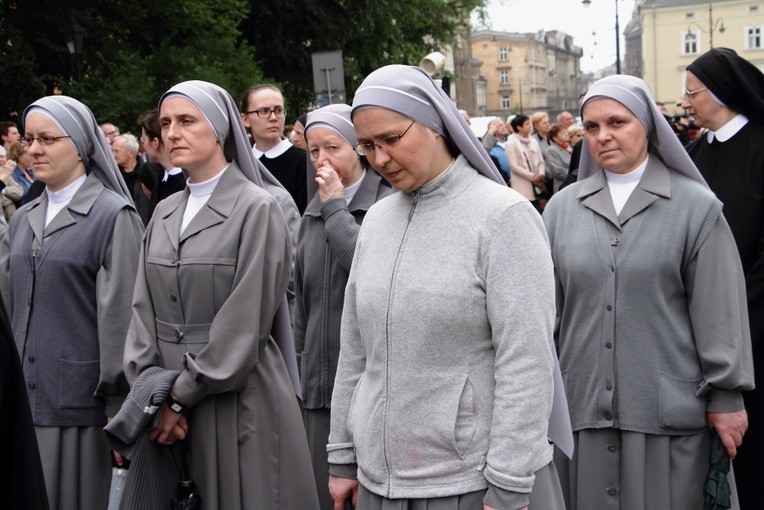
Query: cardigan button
606,383,613,390
606,305,612,311
28,355,35,363
606,487,617,496
28,382,36,390
170,294,177,302
605,412,613,420
606,342,612,349
608,443,617,452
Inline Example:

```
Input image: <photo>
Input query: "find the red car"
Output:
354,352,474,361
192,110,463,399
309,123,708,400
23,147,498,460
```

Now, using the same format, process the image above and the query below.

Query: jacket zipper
383,191,419,496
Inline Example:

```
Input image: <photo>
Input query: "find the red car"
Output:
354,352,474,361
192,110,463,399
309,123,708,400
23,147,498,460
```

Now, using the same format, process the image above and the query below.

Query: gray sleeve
685,215,755,412
96,208,144,416
321,198,360,272
546,149,569,182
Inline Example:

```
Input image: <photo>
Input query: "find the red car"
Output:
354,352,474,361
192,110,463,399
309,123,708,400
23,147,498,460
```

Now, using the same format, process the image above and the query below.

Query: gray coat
543,158,754,434
294,169,393,409
124,163,318,510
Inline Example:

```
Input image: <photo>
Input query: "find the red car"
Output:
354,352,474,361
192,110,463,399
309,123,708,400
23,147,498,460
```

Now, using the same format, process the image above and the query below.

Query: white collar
252,138,292,159
186,165,228,197
604,155,648,184
707,114,748,143
46,173,87,203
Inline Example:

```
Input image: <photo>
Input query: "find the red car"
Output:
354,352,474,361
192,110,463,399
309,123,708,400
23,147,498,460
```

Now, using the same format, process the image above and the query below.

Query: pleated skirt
35,425,112,510
357,461,565,510
554,429,740,510
304,407,333,509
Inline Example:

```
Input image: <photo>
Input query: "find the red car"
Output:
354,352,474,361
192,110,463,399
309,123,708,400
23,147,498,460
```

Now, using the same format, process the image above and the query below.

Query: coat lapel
178,163,245,244
576,170,621,229
617,157,671,225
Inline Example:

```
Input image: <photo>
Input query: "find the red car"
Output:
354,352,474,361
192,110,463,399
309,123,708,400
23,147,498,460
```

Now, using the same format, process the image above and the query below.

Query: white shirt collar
186,165,228,197
707,114,748,143
163,167,183,181
252,138,292,159
46,173,87,203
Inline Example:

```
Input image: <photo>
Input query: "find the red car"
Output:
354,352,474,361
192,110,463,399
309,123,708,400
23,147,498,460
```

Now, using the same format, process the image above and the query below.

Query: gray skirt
35,425,112,510
357,461,565,510
304,408,333,509
554,429,740,510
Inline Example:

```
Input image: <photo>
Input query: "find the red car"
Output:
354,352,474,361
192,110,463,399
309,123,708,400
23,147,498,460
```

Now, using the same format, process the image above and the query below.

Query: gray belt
156,318,211,344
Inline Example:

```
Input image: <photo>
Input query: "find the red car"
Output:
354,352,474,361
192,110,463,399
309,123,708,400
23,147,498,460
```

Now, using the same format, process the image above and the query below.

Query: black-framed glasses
355,121,416,157
20,135,71,147
245,107,287,118
683,87,707,100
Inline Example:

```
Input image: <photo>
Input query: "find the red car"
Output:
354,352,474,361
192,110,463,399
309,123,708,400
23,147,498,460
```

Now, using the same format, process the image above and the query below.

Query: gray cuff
105,394,126,418
328,463,358,480
707,388,745,413
483,483,530,510
320,198,348,220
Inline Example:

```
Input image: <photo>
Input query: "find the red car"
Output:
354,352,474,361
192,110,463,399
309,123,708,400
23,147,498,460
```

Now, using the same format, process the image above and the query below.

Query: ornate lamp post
689,1,725,49
582,0,621,74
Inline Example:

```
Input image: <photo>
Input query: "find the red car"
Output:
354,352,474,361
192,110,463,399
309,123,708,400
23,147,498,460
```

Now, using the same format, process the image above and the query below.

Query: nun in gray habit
328,65,573,510
0,96,144,510
123,80,317,510
543,74,754,510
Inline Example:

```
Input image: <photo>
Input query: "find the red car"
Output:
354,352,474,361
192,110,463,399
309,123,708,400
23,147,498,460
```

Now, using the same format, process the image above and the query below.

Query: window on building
751,6,760,14
681,31,699,55
747,26,763,49
477,87,486,110
685,12,695,20
500,70,509,84
501,96,511,110
499,46,508,61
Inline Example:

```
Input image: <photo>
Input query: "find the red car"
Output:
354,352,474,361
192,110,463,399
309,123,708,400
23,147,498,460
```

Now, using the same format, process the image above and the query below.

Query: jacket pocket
658,371,706,431
453,377,477,458
59,359,100,409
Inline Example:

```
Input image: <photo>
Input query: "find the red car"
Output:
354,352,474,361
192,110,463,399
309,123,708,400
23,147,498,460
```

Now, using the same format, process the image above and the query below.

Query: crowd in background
0,46,762,510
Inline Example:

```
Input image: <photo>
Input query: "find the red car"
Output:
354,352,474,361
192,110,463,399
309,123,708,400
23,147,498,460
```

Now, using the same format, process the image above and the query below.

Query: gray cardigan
329,155,558,501
543,158,754,434
293,169,392,409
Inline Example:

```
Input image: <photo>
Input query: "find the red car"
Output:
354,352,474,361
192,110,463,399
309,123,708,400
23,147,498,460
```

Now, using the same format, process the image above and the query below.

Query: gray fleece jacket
328,155,556,500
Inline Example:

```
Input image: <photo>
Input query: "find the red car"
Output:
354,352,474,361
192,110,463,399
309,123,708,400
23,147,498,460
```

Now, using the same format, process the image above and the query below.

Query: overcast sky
474,0,638,73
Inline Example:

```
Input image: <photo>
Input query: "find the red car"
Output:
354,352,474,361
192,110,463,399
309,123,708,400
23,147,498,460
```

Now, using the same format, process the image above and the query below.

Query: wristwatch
167,395,186,414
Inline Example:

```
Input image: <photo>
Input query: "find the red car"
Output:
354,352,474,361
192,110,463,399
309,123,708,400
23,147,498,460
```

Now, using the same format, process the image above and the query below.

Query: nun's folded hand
148,405,189,445
316,165,344,203
707,409,748,459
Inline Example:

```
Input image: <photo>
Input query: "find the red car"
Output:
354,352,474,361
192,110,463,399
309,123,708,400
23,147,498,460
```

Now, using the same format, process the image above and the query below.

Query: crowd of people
0,46,761,510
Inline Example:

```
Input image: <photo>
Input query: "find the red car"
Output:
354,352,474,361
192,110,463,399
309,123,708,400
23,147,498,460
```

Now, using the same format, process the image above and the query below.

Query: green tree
242,0,487,116
0,0,265,133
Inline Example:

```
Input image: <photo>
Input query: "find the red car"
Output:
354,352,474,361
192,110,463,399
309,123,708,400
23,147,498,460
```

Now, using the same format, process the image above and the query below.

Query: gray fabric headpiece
23,96,135,205
304,103,359,200
580,75,707,186
351,65,503,185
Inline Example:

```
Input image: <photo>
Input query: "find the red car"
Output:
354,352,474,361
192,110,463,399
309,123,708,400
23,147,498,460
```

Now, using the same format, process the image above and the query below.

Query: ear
240,113,251,129
150,137,161,150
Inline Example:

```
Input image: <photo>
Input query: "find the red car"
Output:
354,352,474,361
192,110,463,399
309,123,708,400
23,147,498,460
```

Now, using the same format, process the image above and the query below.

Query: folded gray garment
104,366,180,459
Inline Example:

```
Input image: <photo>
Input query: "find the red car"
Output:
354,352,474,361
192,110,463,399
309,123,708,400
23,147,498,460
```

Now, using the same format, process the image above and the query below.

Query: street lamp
688,1,725,49
60,20,86,81
582,0,621,74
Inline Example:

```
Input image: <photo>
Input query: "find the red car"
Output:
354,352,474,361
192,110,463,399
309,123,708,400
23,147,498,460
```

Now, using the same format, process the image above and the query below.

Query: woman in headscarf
327,65,573,510
0,95,144,510
543,74,754,510
294,103,393,508
123,80,318,510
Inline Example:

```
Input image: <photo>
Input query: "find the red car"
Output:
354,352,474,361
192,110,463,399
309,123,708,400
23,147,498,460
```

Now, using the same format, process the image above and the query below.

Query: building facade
471,29,582,118
632,0,764,112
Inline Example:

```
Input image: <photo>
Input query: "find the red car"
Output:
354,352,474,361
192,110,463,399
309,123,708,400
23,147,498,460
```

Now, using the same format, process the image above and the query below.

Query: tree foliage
0,0,484,131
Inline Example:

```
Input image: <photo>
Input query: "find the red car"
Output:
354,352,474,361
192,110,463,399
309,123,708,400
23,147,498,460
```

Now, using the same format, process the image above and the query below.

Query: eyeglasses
20,135,71,147
246,107,287,118
355,121,416,157
683,87,707,100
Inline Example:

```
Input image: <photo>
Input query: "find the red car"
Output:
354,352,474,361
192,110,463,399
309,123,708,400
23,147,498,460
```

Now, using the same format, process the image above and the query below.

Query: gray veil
350,65,504,185
580,75,707,186
304,103,359,201
23,95,135,206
